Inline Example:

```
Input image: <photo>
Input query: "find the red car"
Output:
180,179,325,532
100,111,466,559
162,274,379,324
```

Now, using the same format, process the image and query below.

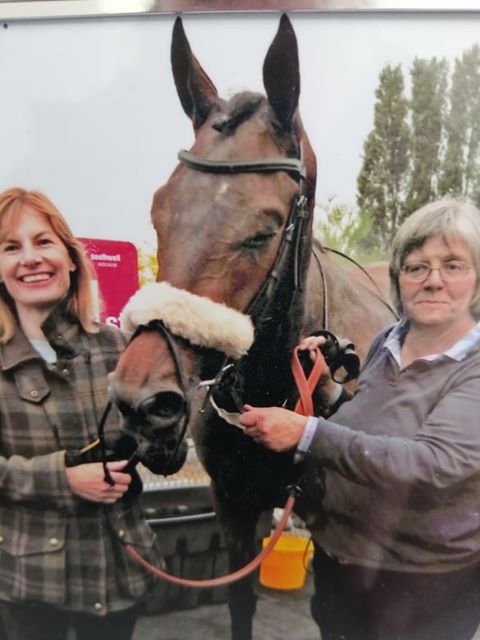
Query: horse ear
263,14,300,131
171,17,219,131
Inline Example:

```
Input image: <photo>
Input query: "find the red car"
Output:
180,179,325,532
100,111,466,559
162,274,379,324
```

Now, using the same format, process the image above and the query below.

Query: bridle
98,319,193,486
101,146,321,584
178,149,310,324
126,319,192,460
99,147,311,481
178,148,306,179
176,148,312,415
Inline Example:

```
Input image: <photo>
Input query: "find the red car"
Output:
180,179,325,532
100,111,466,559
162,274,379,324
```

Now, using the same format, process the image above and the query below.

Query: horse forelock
211,92,265,135
209,91,304,157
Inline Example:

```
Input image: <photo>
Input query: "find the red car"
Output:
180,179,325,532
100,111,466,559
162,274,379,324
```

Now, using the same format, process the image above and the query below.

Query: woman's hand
297,335,341,405
297,334,329,358
65,460,132,504
239,405,308,451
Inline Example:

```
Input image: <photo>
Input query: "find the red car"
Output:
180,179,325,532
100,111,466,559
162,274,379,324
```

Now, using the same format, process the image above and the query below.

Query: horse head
110,15,317,450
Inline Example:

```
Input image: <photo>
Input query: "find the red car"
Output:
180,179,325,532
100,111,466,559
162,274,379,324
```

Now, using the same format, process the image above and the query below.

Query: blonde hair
0,188,99,342
389,199,480,318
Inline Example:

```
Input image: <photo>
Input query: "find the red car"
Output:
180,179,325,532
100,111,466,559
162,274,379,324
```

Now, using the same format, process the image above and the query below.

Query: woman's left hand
65,460,131,503
239,405,307,451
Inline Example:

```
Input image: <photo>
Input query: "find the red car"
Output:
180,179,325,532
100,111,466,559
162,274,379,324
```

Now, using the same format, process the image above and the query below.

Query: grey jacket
303,325,480,573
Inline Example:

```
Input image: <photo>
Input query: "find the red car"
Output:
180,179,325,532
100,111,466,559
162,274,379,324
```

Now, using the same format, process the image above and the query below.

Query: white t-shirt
29,339,57,364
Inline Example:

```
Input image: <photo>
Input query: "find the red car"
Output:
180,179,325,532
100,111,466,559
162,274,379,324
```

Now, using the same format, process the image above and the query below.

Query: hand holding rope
123,345,327,588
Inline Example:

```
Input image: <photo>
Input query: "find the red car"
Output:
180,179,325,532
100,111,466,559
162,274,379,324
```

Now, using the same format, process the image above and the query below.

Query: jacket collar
0,299,84,371
41,299,83,359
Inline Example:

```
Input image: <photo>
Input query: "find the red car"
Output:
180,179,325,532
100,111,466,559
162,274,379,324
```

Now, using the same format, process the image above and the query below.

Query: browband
178,149,306,181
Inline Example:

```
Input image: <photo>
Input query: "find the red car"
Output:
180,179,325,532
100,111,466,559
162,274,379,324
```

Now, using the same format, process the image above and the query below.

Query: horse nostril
116,399,136,418
139,391,186,424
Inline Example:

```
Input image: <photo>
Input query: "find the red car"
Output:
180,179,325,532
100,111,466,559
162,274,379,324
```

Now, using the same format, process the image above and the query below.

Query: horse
109,15,397,640
359,261,392,299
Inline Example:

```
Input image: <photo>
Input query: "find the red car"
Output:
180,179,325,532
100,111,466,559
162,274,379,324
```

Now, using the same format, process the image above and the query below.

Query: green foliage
406,57,448,214
314,199,384,263
357,65,410,252
357,44,480,250
136,242,158,286
439,45,480,204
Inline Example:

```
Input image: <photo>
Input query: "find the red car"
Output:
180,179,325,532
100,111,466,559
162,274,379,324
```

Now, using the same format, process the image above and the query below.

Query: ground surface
133,576,319,640
132,572,480,640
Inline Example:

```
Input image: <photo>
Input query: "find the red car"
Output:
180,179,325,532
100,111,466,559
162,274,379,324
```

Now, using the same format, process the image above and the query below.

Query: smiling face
399,234,477,334
0,206,76,321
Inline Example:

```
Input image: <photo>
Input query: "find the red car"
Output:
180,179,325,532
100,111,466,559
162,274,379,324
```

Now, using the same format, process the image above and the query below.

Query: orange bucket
260,535,313,590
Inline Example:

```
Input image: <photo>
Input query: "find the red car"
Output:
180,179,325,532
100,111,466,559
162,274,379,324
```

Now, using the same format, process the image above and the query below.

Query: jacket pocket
0,506,66,603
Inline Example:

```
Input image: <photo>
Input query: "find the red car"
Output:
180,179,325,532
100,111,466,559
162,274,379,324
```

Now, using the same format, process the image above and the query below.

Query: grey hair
389,199,480,318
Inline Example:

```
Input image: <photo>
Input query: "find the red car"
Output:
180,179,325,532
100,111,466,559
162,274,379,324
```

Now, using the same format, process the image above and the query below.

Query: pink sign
79,238,139,328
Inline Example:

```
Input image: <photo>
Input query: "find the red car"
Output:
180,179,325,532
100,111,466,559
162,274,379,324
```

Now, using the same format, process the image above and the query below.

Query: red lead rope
292,346,325,416
124,346,326,588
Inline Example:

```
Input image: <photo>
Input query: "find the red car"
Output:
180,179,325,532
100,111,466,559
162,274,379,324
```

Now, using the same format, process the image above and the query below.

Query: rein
323,246,398,320
124,346,326,587
115,147,320,586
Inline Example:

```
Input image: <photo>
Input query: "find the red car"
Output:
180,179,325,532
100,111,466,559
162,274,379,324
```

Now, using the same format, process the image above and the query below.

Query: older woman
0,188,186,640
240,199,480,640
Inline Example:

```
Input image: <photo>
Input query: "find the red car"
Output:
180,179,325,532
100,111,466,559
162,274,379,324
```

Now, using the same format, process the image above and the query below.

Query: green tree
406,57,448,214
357,64,410,252
314,199,383,262
439,45,480,203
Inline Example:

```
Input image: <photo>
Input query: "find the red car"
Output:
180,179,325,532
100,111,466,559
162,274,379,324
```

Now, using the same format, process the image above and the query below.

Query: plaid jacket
0,303,184,615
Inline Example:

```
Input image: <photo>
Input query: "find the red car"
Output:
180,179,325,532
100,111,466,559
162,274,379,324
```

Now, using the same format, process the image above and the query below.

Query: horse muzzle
112,386,187,434
110,385,189,475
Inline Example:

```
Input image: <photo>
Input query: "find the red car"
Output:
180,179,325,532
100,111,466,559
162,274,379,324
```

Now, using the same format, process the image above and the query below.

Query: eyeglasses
400,260,472,282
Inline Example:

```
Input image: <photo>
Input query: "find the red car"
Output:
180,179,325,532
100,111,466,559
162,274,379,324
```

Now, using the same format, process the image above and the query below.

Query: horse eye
240,231,276,251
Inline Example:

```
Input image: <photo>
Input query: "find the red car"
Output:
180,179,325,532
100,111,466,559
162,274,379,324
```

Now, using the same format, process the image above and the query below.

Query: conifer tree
439,45,480,203
357,65,410,251
406,57,448,214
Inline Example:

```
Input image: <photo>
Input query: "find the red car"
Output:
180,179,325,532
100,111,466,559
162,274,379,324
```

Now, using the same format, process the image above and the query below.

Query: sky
1,10,480,246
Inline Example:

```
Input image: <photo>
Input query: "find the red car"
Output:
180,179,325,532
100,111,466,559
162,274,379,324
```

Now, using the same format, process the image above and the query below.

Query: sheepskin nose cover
120,282,254,359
